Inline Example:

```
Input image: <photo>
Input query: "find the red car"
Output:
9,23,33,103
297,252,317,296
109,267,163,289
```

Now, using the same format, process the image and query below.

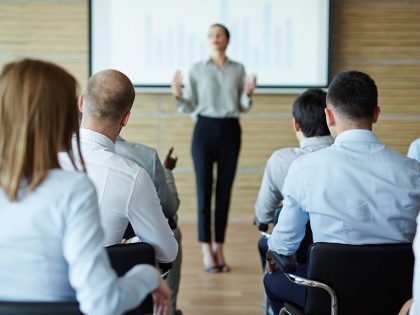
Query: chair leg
280,307,292,315
263,292,271,315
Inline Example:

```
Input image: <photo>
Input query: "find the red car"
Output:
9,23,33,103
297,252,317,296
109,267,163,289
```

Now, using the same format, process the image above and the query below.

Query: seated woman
0,59,170,315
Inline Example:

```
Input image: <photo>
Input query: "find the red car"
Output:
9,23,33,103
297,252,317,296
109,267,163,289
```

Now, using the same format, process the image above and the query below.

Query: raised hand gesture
163,147,178,171
171,70,183,99
244,74,257,97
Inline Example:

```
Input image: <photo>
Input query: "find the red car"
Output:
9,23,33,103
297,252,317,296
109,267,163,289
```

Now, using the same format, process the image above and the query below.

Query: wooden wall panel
0,2,88,86
374,121,420,154
332,7,420,59
1,0,419,217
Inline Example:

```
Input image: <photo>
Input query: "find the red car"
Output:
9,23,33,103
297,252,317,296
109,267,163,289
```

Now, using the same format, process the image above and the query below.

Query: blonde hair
0,59,85,201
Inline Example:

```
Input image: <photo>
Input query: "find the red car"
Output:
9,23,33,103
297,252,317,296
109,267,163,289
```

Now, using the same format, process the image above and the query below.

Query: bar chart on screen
91,0,330,87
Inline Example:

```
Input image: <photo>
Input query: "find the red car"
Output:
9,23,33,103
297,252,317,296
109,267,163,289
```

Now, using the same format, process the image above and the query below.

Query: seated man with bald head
60,69,178,263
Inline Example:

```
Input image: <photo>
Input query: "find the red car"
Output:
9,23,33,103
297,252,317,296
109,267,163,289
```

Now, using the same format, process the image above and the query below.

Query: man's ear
121,111,131,127
372,105,380,124
325,107,336,127
78,95,84,113
293,118,300,132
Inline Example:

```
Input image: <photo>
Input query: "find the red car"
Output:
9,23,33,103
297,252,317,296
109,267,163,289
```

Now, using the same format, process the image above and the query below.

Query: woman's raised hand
244,74,257,97
171,70,183,99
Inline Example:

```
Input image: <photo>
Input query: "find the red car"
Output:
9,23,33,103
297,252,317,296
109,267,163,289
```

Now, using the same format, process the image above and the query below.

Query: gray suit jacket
115,137,180,220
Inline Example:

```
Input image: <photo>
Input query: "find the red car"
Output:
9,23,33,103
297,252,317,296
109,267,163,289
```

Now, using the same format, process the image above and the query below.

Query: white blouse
0,169,158,315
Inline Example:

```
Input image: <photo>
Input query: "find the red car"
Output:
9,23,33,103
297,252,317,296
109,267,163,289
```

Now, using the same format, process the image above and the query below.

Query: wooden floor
176,219,264,315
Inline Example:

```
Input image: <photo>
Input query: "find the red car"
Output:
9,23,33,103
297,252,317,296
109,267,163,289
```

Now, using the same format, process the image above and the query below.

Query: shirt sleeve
151,149,179,219
408,139,420,162
255,153,285,224
128,169,178,263
62,175,159,315
176,67,198,113
409,214,420,315
267,159,309,256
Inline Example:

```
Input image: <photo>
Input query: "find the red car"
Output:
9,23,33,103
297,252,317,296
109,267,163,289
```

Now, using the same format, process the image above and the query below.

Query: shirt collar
79,128,115,153
206,57,232,66
334,129,379,144
300,135,334,148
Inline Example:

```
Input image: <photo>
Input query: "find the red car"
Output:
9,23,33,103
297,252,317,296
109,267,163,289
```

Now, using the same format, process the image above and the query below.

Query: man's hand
152,276,172,315
266,258,276,275
398,298,413,315
164,147,178,171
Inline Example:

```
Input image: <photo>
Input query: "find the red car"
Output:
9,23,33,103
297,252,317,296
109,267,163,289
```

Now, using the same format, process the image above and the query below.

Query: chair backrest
106,242,155,315
304,242,414,315
0,301,82,315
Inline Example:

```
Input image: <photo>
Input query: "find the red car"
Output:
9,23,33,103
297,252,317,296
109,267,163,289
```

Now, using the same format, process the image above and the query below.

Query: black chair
106,242,155,315
254,210,313,315
0,301,82,315
0,242,156,315
267,242,414,315
123,224,173,278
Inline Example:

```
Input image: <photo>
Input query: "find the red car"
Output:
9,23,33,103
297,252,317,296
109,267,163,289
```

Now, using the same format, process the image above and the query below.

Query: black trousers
192,115,241,243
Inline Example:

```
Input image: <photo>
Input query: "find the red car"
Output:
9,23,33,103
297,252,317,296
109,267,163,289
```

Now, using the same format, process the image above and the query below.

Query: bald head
83,69,135,125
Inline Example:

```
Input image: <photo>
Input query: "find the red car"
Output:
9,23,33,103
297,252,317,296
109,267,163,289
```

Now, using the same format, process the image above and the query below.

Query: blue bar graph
145,15,153,66
263,4,270,67
143,1,294,72
156,39,163,67
167,31,174,67
188,34,196,66
274,27,281,68
241,19,249,66
220,0,228,23
285,17,293,69
177,25,185,66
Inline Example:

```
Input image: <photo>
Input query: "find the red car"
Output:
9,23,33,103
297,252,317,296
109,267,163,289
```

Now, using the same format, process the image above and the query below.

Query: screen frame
88,0,332,93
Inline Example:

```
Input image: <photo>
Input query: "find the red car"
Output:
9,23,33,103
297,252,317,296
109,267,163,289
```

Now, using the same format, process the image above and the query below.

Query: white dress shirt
408,138,420,162
177,58,251,118
268,130,420,256
59,129,178,263
0,170,158,315
255,136,333,223
410,214,420,315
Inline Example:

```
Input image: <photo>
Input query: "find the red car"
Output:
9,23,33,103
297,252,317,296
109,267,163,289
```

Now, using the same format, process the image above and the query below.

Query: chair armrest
253,216,269,232
266,249,297,273
159,262,172,272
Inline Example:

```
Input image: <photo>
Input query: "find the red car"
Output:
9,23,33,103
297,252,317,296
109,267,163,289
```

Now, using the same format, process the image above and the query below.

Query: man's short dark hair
292,88,330,137
326,71,378,122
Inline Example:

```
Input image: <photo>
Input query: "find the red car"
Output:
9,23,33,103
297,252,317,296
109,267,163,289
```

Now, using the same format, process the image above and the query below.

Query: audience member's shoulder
45,169,96,194
381,145,420,170
268,147,302,164
51,168,91,183
109,151,148,174
408,138,420,160
290,146,331,169
410,138,420,147
115,138,155,156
